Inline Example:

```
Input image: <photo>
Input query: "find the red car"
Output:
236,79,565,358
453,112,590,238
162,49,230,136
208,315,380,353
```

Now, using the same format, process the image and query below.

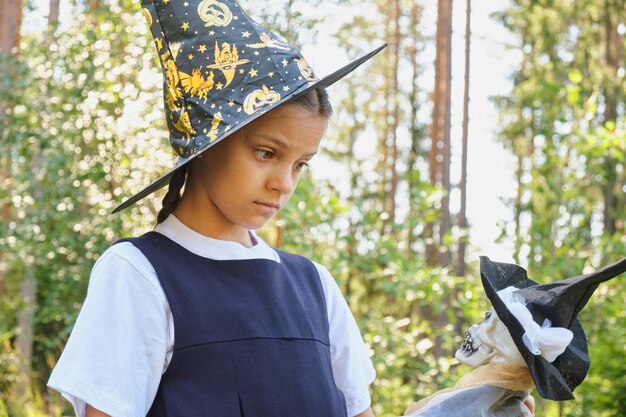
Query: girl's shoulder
89,238,167,302
94,238,153,274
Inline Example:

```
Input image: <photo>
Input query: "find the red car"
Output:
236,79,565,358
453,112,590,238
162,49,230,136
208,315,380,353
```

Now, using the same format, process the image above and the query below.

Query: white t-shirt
48,214,375,417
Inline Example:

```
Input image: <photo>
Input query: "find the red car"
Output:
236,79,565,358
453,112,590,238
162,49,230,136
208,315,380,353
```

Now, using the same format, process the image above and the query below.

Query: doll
404,256,626,417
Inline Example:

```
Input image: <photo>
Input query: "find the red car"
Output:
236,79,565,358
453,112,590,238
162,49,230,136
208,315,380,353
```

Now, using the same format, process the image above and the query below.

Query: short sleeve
314,262,376,416
47,242,170,417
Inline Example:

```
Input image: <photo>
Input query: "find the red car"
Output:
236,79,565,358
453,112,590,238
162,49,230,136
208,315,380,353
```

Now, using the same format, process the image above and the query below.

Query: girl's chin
242,216,276,231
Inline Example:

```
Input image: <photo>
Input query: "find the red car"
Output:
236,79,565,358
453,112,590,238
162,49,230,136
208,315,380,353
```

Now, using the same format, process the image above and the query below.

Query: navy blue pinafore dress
120,232,347,417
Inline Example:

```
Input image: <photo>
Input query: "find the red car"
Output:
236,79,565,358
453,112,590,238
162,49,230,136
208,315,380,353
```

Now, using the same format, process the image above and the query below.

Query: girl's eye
484,311,492,321
255,148,274,160
294,161,310,172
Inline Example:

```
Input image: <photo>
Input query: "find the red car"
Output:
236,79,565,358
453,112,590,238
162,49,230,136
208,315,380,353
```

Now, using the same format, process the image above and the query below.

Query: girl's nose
267,165,295,195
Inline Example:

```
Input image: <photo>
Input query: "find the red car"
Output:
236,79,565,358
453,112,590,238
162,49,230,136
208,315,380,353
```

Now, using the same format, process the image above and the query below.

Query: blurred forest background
1,0,625,416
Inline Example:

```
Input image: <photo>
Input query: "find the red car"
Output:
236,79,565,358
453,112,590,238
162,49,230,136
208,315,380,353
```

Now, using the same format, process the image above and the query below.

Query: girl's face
177,103,328,244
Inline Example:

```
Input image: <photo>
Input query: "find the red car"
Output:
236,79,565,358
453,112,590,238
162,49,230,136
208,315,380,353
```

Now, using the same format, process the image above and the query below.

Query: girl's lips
254,201,280,215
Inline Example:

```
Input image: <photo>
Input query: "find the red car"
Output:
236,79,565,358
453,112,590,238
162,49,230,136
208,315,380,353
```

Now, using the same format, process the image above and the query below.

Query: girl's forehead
253,103,324,123
241,106,327,150
246,105,326,132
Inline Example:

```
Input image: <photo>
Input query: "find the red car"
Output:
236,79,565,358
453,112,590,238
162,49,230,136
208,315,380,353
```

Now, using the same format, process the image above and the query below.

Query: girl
48,0,385,416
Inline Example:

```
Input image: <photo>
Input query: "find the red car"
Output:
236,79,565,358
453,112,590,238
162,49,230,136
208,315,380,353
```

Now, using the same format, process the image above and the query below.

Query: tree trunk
456,0,471,276
430,0,454,358
0,0,22,55
388,0,400,227
15,273,37,398
15,150,42,400
427,0,453,267
406,2,423,255
15,0,62,392
601,4,620,235
378,2,392,235
0,0,23,296
438,0,452,269
513,152,523,264
49,0,60,27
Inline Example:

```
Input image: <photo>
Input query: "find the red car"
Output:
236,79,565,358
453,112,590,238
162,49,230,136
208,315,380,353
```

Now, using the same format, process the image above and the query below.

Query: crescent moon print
142,8,153,27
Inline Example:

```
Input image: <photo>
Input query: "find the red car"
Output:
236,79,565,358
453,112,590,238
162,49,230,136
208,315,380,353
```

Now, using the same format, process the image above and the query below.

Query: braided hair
155,86,331,224
156,165,188,224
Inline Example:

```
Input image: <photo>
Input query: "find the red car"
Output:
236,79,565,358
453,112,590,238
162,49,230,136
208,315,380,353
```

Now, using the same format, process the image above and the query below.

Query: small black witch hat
112,0,386,213
479,256,626,401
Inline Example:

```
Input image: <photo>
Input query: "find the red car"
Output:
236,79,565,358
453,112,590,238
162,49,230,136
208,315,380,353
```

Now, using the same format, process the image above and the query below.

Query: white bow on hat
497,286,573,363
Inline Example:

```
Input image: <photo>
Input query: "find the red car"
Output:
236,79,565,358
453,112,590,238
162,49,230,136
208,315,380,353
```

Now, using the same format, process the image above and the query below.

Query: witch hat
112,0,386,213
479,256,626,401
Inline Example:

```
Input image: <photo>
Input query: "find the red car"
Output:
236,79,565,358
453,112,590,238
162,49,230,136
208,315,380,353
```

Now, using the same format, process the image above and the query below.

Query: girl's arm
86,404,110,417
47,245,171,417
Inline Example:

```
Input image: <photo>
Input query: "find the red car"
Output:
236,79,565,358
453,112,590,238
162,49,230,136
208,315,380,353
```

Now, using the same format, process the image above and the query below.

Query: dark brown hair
156,165,188,224
155,87,332,224
290,86,333,118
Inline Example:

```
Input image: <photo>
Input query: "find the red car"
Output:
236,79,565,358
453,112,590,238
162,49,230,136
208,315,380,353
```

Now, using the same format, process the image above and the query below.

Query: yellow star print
248,68,258,77
181,22,190,30
198,44,207,53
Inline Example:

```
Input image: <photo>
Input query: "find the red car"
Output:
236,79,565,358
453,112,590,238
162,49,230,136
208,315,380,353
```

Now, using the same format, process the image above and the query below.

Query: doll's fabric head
468,256,626,401
112,0,385,213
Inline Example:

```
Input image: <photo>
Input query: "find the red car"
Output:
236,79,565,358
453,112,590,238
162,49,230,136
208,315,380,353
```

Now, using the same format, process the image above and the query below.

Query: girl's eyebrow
255,134,318,157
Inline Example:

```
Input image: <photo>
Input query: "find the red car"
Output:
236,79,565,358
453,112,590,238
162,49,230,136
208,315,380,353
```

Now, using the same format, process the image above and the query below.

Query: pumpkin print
243,86,281,115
